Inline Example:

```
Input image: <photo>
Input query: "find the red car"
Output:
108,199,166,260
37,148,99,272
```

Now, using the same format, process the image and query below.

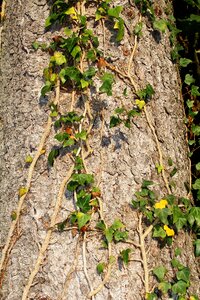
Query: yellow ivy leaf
19,187,28,197
40,149,46,155
53,51,67,66
25,155,33,163
154,199,168,209
65,7,78,20
135,99,145,110
114,20,119,29
164,225,175,237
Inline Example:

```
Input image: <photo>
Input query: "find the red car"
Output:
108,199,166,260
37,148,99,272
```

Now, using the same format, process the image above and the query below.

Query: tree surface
0,0,199,299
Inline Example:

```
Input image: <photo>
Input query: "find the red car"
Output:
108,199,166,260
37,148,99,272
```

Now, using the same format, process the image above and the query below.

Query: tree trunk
0,1,199,299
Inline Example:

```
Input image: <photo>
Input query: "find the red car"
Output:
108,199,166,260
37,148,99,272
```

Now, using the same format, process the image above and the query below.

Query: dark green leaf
158,281,171,294
100,72,114,96
188,207,200,227
77,212,91,229
172,280,187,295
171,258,184,270
111,219,125,230
41,81,52,96
153,225,166,239
96,220,106,231
176,267,190,283
105,227,114,243
48,149,59,166
142,180,154,188
116,17,124,42
110,116,122,128
120,248,131,265
76,190,91,213
114,230,128,241
154,208,170,225
194,239,200,257
170,167,177,177
97,262,105,274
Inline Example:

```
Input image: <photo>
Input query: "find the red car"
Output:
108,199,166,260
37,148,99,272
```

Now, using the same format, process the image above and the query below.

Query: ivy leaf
195,162,200,171
67,174,94,191
19,187,28,197
41,81,52,96
111,219,125,230
116,17,124,42
115,107,125,114
135,99,145,110
134,22,143,36
170,167,177,177
191,85,200,96
179,58,192,67
77,212,91,229
153,19,167,33
25,155,33,163
186,99,194,108
145,293,157,300
142,180,154,188
191,124,200,135
153,225,166,239
53,51,67,65
153,265,167,282
156,164,164,174
172,280,188,295
107,6,123,18
105,227,114,243
171,258,185,270
110,116,122,128
48,149,59,166
100,72,114,96
158,281,171,294
76,190,91,213
96,220,106,231
172,206,187,231
137,84,155,101
80,79,89,89
114,230,128,242
120,248,131,265
71,45,81,59
188,207,200,227
184,74,195,85
97,262,105,274
194,239,200,257
176,267,190,283
75,130,87,140
154,208,170,225
63,138,75,147
32,41,39,50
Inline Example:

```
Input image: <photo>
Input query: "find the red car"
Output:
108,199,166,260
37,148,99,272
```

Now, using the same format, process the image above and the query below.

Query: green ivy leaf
137,84,155,101
75,130,87,140
105,227,114,243
171,258,185,270
116,17,124,42
188,207,200,227
48,148,59,166
176,267,190,283
77,212,91,229
175,247,182,257
107,6,123,18
53,51,67,65
134,22,143,36
96,220,106,231
196,163,200,171
158,281,171,294
154,208,170,225
71,45,81,58
179,58,192,67
170,167,177,177
100,72,114,96
184,74,195,85
194,239,200,257
110,116,122,128
67,174,94,191
120,248,131,265
32,41,39,50
41,81,52,96
172,280,188,295
97,262,105,274
145,293,157,300
142,180,154,188
191,85,200,96
114,230,128,242
191,124,200,136
186,100,194,108
153,19,167,33
111,219,125,230
153,265,168,282
76,190,91,213
153,225,166,239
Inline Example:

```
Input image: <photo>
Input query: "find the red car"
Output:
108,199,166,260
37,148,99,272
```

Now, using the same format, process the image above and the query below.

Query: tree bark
0,1,199,299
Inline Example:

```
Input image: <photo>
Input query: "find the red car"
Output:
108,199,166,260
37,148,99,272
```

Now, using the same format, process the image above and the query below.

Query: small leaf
134,22,143,36
110,116,122,128
32,41,39,50
105,227,114,243
153,225,166,239
11,211,17,221
107,6,123,18
192,179,200,190
116,17,124,42
120,248,131,265
97,262,105,274
170,167,177,177
191,85,200,96
153,265,168,282
175,247,182,257
19,187,28,197
96,220,106,231
25,155,33,163
191,124,200,136
196,163,200,170
53,51,67,65
184,74,195,85
194,239,200,257
77,212,91,229
142,180,154,188
176,267,190,283
99,72,114,96
115,107,125,114
111,219,125,230
179,58,192,67
156,164,164,174
186,100,194,108
172,280,187,295
171,258,184,270
75,130,87,140
153,19,167,33
41,81,52,96
135,99,145,110
158,281,171,294
114,230,128,241
48,149,59,166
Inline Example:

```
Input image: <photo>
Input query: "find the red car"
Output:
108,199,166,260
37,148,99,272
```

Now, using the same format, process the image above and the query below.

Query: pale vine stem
0,79,60,284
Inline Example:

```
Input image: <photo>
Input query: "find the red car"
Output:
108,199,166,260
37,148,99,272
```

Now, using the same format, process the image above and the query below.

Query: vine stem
22,164,75,300
0,79,60,283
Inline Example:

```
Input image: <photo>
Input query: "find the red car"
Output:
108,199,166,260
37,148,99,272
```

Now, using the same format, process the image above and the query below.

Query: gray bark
0,1,199,299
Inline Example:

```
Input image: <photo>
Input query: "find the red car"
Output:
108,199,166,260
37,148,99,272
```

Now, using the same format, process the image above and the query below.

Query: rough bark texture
0,1,199,300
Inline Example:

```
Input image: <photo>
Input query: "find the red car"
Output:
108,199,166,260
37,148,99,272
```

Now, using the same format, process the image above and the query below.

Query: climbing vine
0,0,199,299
